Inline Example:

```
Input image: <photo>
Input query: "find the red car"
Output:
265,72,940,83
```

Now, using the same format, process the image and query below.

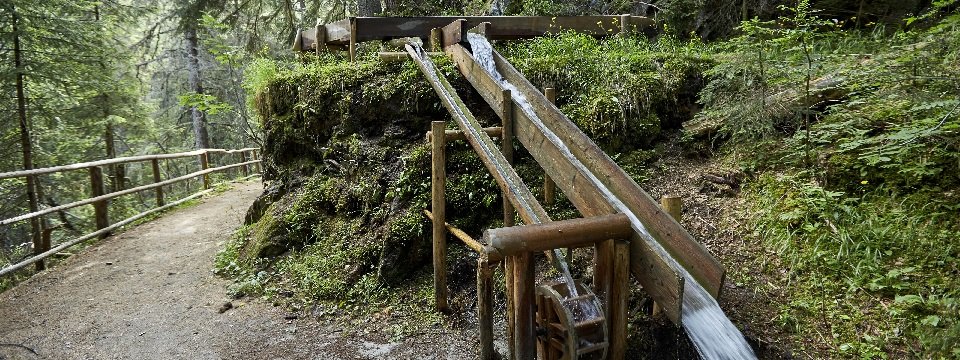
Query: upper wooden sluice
292,15,656,51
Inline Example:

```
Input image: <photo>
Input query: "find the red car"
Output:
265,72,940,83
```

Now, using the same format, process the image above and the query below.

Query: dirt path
0,182,473,360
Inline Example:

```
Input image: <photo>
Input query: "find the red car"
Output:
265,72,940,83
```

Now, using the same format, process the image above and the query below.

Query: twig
0,342,38,355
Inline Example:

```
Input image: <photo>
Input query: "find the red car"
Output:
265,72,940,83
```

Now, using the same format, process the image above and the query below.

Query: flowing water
465,34,757,360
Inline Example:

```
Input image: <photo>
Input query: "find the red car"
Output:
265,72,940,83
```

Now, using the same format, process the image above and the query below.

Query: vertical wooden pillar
349,18,357,62
89,166,110,239
478,258,494,360
315,24,327,55
431,121,448,312
542,87,557,207
500,89,517,359
429,28,443,52
514,252,536,360
661,194,682,221
620,14,631,35
240,151,249,177
609,240,631,360
152,158,164,206
199,152,210,189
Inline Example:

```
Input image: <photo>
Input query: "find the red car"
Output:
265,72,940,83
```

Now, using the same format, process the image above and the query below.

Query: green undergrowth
504,32,713,152
707,6,960,358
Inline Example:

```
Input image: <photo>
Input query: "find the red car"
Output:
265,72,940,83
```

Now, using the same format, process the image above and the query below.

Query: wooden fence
0,148,263,276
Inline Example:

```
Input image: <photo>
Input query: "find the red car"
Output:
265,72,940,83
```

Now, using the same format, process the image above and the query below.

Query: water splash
465,34,756,360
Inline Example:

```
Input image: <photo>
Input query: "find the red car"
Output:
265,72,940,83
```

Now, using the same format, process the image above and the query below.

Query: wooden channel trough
294,16,726,360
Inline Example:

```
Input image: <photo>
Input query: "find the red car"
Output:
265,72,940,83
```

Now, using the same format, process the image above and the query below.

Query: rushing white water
466,34,757,360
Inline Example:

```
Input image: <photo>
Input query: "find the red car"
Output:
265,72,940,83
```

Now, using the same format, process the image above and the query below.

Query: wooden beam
543,87,557,207
423,209,486,255
610,239,630,359
483,213,632,260
513,252,535,360
89,166,110,239
151,158,164,207
425,126,502,142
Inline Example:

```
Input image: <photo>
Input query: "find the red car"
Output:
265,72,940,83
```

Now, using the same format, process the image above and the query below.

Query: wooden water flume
295,15,736,360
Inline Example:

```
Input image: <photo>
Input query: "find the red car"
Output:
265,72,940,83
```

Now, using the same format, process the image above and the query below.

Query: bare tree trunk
357,0,381,16
95,5,124,191
12,6,42,264
185,26,211,150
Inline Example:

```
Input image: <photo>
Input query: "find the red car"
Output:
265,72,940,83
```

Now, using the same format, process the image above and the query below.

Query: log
478,258,494,360
483,214,632,260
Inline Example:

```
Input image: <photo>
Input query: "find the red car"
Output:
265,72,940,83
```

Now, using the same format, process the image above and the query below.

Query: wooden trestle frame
294,14,727,360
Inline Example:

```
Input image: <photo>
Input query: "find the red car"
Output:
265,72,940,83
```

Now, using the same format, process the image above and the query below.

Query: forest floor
0,181,474,360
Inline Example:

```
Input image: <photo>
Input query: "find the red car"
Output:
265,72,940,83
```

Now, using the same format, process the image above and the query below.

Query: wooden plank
442,19,467,48
504,257,516,359
542,87,557,207
431,121,449,312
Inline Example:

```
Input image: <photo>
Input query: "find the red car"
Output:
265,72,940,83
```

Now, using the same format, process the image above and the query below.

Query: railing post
477,258,494,360
254,149,263,174
89,166,110,239
151,158,164,206
199,152,210,189
349,18,357,62
431,121,448,312
240,151,249,177
542,87,557,207
36,227,52,271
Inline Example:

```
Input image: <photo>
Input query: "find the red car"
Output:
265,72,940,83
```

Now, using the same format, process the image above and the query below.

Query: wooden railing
0,148,263,276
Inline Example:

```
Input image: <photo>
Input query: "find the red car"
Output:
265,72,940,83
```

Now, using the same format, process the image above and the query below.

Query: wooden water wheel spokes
536,280,608,360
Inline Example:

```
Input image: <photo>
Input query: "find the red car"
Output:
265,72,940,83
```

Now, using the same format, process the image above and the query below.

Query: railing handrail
0,159,259,226
0,147,258,180
1,147,263,276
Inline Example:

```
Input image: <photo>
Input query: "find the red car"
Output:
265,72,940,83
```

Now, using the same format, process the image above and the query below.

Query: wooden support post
431,121,448,312
199,152,210,190
514,252,536,360
89,166,110,239
652,194,682,316
478,258,494,360
151,159,164,206
505,257,516,359
620,13,631,35
349,18,357,62
501,89,515,228
661,194,682,221
429,27,443,52
610,240,630,360
542,87,557,207
316,24,327,55
240,151,249,177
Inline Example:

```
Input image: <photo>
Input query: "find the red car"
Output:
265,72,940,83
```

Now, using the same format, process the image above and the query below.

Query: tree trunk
357,0,381,16
185,26,211,150
12,6,43,262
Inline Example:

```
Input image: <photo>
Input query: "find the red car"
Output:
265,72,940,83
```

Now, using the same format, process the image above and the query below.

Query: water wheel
536,280,608,360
